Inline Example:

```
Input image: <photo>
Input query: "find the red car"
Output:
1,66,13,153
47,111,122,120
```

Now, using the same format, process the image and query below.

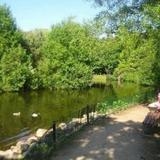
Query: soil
50,105,160,160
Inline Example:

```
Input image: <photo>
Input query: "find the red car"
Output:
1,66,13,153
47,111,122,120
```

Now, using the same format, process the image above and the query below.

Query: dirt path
50,105,160,160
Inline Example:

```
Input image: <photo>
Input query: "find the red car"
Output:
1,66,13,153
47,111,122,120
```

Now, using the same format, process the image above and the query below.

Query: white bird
13,112,21,116
32,113,40,118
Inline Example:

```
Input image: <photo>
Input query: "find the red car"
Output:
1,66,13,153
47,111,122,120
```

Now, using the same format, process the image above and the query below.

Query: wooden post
52,121,56,143
87,106,89,124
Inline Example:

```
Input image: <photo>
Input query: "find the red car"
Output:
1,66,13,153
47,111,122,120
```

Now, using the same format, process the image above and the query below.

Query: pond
0,82,154,149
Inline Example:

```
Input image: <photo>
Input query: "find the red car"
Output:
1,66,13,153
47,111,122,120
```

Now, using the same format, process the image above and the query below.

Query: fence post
87,105,89,124
52,121,56,143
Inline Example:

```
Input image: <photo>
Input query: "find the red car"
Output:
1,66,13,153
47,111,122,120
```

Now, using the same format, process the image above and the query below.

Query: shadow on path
50,106,160,160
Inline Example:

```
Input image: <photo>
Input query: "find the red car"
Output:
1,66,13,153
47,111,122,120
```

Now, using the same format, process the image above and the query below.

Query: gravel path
50,105,160,160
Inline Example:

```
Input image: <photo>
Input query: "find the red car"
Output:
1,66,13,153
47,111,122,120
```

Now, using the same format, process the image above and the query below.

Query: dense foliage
28,21,96,89
114,27,156,85
89,0,160,85
0,1,160,91
23,29,48,68
0,5,31,91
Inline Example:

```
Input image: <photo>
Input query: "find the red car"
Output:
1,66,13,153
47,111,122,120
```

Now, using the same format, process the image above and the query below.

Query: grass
92,75,108,84
92,75,138,114
96,99,139,114
92,74,115,85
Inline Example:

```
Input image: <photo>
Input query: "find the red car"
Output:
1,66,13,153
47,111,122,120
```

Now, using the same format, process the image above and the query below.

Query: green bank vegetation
0,0,160,91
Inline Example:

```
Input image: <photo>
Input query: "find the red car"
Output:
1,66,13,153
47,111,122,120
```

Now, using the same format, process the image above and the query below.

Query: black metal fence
51,105,97,144
25,104,104,159
34,104,99,149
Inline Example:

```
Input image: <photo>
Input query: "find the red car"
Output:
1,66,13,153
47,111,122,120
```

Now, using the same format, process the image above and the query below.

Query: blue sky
0,0,100,31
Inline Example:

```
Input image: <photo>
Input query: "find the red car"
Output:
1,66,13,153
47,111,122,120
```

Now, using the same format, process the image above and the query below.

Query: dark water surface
0,83,154,149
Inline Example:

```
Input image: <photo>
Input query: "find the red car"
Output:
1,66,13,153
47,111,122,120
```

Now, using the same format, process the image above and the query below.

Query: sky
0,0,100,31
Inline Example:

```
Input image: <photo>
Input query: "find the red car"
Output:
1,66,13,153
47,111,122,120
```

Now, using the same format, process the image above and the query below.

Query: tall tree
37,20,93,89
88,0,160,32
0,5,31,91
23,29,48,67
89,0,160,86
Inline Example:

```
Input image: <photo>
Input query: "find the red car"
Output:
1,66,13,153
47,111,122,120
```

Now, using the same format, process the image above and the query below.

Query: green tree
114,27,156,85
89,0,160,86
88,0,159,32
23,29,48,67
92,37,121,74
0,5,31,91
37,20,93,89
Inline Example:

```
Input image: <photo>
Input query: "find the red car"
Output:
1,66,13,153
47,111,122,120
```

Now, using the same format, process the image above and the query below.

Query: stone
16,141,29,153
3,149,13,159
67,121,76,130
83,114,87,118
10,146,21,154
58,123,67,130
27,136,38,144
81,117,87,123
12,153,23,160
72,118,80,123
28,142,36,150
10,146,15,150
36,129,47,138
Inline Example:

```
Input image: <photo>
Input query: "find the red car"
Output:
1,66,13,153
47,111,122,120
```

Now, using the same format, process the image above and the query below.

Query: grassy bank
92,75,114,84
92,75,154,114
96,94,154,114
96,99,138,114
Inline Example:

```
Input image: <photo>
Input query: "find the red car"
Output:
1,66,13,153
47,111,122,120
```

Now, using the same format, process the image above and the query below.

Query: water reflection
0,83,154,149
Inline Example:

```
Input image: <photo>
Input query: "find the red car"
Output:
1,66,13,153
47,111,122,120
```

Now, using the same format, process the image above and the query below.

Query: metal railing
24,104,106,159
38,104,98,147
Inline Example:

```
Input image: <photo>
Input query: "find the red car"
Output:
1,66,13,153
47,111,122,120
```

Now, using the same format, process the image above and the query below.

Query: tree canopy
0,5,31,91
88,0,160,85
0,2,160,91
89,0,160,32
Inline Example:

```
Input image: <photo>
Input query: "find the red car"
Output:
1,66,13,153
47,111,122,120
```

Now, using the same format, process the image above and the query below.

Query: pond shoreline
0,82,153,150
0,111,106,160
0,104,150,160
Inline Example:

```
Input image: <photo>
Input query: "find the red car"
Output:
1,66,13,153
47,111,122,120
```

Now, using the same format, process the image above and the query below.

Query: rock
0,149,23,160
36,129,47,138
27,136,38,144
10,146,15,150
28,142,36,151
23,142,36,156
10,146,21,154
89,112,94,117
12,153,23,160
16,141,29,153
81,117,87,123
67,121,76,130
72,118,79,123
58,123,67,130
83,114,87,118
97,113,106,118
3,149,13,159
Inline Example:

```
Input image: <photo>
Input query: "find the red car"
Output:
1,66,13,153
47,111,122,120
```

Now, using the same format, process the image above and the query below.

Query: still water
0,83,154,149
